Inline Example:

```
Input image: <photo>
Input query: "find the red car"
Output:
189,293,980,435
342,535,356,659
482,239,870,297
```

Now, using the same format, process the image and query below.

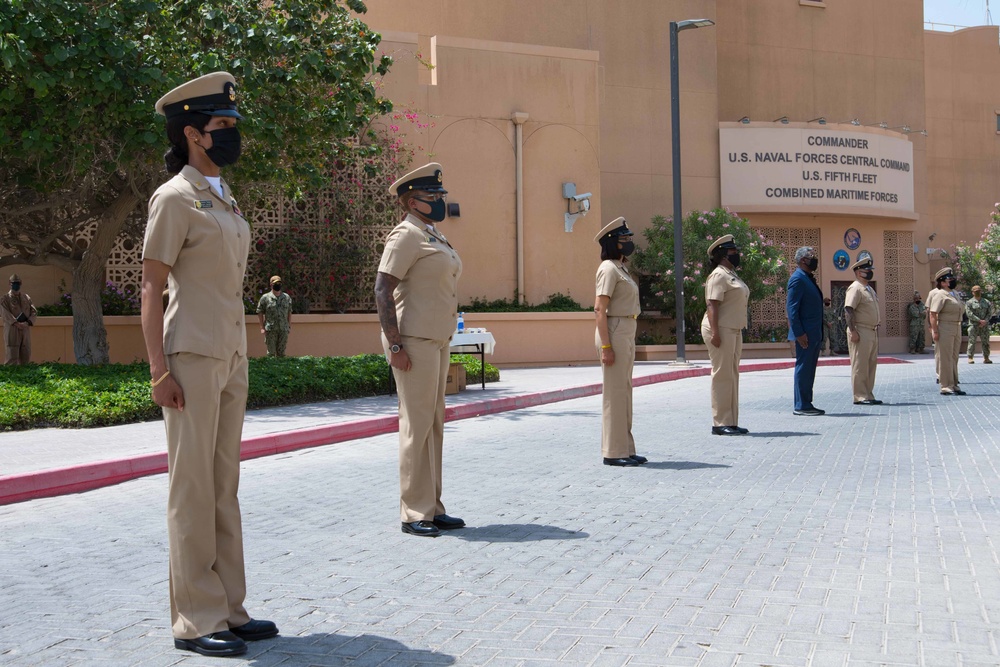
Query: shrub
36,280,141,316
0,355,499,431
459,292,589,312
631,208,787,343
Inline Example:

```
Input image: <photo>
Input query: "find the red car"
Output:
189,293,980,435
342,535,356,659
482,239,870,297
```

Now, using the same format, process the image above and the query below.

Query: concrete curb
0,357,908,505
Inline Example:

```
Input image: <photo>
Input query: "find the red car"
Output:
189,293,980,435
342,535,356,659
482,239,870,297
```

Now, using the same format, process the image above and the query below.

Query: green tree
946,204,1000,300
0,0,392,363
632,208,787,343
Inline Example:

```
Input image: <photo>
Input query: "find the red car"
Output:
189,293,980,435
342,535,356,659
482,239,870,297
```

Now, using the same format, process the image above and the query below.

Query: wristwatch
390,344,402,354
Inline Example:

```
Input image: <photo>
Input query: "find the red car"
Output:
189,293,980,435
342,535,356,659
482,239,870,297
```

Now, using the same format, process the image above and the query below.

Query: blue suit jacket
786,267,824,340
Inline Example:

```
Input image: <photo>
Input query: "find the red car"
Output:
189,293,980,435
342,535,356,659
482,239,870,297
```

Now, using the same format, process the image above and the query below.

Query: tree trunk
71,188,143,365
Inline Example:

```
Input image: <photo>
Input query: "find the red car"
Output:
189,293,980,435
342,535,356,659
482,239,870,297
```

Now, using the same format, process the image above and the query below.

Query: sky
925,0,996,27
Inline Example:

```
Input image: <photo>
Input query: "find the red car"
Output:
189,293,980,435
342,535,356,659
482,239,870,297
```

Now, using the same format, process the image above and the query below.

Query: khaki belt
609,314,638,319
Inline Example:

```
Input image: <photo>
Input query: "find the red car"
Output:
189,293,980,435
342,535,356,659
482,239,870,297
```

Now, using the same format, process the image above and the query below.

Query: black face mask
948,278,958,289
418,197,447,223
806,257,819,272
203,126,241,167
272,284,282,292
860,270,874,280
727,252,741,268
10,282,20,292
619,240,635,257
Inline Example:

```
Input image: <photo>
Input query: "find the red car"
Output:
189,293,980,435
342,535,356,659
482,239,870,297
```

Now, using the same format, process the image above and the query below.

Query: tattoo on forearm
374,273,401,342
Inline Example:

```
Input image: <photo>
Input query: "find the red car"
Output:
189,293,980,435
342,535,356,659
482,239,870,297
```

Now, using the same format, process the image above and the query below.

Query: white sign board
719,126,915,219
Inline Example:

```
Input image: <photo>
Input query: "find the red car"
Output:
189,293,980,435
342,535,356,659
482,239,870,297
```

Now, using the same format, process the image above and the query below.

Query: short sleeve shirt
927,288,964,324
377,214,463,341
256,291,293,332
595,260,640,317
142,165,251,360
702,265,749,330
845,281,880,327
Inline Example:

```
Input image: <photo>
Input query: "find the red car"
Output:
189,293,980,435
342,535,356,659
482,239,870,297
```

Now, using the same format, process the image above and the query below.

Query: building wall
924,26,1000,271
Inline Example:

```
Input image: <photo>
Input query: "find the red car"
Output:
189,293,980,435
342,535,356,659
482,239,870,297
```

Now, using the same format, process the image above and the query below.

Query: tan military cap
707,234,737,256
270,275,282,285
8,273,20,282
850,257,873,271
388,162,447,197
594,217,630,243
156,72,243,120
935,267,954,281
972,285,982,293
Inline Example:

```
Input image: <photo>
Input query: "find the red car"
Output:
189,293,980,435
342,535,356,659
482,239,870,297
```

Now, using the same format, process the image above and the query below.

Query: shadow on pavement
449,523,589,542
249,633,455,666
641,461,731,470
745,431,819,438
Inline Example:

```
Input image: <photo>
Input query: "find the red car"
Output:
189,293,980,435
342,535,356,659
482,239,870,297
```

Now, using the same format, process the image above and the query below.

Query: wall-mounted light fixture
839,118,861,126
808,117,827,125
773,116,789,124
562,182,591,233
738,116,751,124
889,124,912,133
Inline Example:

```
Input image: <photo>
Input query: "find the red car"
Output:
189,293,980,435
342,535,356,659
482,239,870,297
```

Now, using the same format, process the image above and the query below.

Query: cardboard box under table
449,330,497,390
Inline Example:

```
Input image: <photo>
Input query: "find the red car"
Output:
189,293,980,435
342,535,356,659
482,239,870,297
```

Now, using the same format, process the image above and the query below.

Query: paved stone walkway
2,355,1000,666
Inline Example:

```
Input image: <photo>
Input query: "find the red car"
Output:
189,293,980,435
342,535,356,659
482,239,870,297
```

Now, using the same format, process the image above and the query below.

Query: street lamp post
669,18,714,365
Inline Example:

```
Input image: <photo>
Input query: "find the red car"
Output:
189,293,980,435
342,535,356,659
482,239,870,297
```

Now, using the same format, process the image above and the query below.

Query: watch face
391,344,401,353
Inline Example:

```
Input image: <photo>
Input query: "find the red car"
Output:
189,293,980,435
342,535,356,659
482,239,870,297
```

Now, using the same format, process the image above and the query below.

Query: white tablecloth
450,331,496,355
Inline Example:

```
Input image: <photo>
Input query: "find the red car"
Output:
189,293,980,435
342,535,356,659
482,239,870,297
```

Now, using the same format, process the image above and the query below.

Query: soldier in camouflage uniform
965,285,992,364
256,275,293,357
907,291,927,354
822,298,839,356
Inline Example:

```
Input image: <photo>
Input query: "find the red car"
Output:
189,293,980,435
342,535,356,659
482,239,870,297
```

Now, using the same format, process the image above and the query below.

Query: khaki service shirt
377,214,463,341
595,260,640,317
927,288,964,324
142,165,251,361
701,265,749,330
845,280,880,328
0,291,37,330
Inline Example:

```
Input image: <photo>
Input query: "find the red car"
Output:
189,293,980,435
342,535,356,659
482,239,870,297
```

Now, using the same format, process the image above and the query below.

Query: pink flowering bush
946,205,1000,300
632,207,787,342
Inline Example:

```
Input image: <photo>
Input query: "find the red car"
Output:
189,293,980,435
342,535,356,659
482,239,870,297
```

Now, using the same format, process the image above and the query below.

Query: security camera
572,192,592,202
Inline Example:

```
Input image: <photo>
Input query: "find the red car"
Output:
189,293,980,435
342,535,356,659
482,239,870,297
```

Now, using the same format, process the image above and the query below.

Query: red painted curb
0,356,911,505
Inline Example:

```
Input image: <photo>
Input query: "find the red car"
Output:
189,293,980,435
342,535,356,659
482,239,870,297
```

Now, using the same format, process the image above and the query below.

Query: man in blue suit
786,246,825,415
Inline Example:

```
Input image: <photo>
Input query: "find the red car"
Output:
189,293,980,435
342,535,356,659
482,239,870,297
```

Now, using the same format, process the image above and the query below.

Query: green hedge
0,354,499,431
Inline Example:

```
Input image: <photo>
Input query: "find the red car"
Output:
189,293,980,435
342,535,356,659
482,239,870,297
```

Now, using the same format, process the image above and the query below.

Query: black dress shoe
629,454,648,464
603,457,639,467
793,407,825,416
854,399,879,405
432,514,466,530
954,389,968,395
230,619,278,641
174,631,247,657
732,426,749,434
711,426,743,436
402,520,440,537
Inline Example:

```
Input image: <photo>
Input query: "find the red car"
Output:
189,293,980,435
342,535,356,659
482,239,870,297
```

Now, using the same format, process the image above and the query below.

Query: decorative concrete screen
748,226,822,339
882,230,914,338
720,125,916,220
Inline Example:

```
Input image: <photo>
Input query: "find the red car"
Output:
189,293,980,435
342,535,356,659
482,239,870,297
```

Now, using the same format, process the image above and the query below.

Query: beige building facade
363,0,1000,352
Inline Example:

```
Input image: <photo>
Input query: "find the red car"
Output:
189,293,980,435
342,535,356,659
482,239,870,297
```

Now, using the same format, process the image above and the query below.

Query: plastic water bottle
457,312,465,333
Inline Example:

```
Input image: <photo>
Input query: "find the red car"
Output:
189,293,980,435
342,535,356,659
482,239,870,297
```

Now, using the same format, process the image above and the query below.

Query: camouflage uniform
256,291,293,357
907,300,927,353
822,304,839,355
965,296,992,362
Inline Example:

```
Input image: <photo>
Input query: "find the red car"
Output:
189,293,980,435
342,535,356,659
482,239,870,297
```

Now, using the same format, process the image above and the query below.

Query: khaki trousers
848,325,878,401
702,324,742,427
164,351,250,640
384,334,450,522
936,321,961,391
3,323,30,365
597,317,636,458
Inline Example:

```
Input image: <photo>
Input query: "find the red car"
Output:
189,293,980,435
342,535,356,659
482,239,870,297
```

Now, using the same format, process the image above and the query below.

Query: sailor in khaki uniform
375,162,466,537
700,234,750,435
844,258,882,405
928,267,966,395
1,273,37,365
139,72,276,658
594,218,647,466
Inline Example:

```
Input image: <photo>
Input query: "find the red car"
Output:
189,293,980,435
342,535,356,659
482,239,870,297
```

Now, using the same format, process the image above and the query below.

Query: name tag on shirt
194,200,213,209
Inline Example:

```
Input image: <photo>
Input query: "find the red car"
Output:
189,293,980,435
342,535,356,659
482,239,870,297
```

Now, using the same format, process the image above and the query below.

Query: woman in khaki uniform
594,217,647,466
140,72,276,657
700,234,750,436
844,258,882,404
375,162,466,537
928,267,966,395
